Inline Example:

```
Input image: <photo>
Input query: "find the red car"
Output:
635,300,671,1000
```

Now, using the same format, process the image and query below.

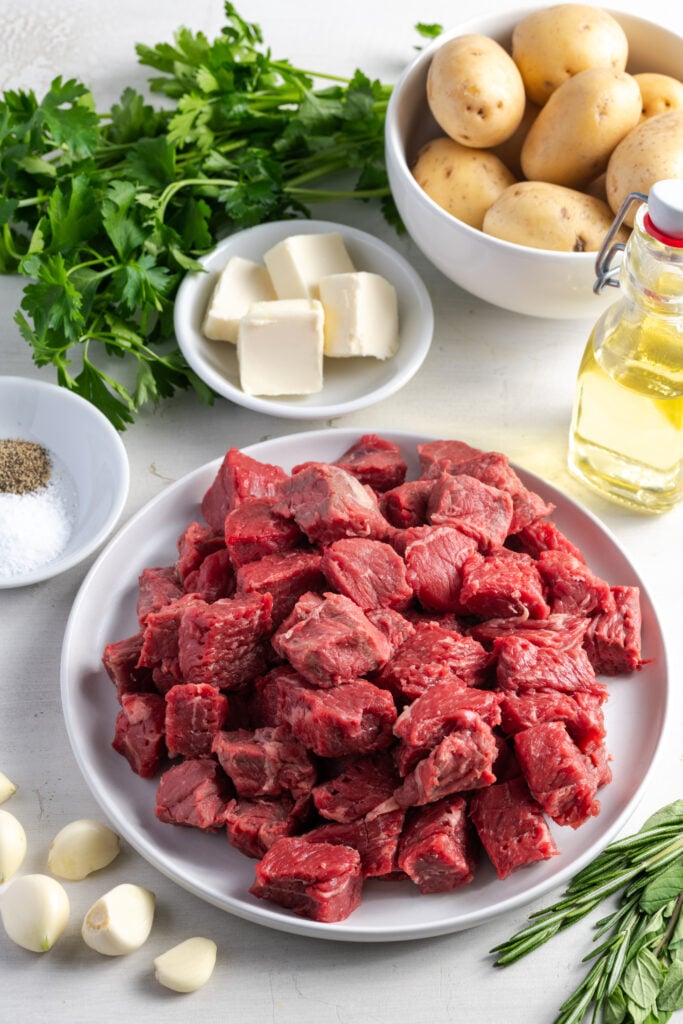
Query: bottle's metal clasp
593,191,647,294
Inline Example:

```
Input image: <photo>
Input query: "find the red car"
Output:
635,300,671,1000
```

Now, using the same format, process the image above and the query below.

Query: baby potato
412,136,517,229
520,67,642,189
427,34,526,148
482,181,628,252
634,73,683,123
512,4,629,107
490,99,540,180
606,109,683,225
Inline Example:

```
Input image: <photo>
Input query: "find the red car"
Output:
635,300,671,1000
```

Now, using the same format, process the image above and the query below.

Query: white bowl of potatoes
385,5,683,319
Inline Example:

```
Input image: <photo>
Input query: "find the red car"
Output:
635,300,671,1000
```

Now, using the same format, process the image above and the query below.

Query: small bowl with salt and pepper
0,376,129,588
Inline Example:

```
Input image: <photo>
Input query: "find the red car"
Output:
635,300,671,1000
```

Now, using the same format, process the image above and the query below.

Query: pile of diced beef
102,434,644,924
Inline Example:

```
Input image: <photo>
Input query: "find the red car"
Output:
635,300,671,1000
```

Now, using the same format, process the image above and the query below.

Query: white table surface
1,1,681,1021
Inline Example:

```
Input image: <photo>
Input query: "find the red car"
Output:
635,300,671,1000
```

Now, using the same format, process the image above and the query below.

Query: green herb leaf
640,858,683,915
658,959,683,1011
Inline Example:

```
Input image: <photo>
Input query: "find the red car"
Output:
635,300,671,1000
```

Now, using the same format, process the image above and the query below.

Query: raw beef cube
112,692,167,777
136,593,199,683
450,451,554,534
272,592,391,688
332,434,408,493
403,525,478,612
459,549,550,620
499,691,606,753
380,479,434,528
469,612,591,652
212,725,316,800
321,537,413,611
393,682,502,775
273,462,389,546
589,743,613,788
155,758,233,830
427,473,514,551
235,549,324,627
397,795,477,894
514,721,601,829
224,497,304,568
306,806,405,877
249,836,363,922
469,776,558,879
510,517,586,561
225,795,306,859
537,549,612,615
164,682,229,758
393,710,497,808
183,547,235,602
583,585,643,675
176,521,225,581
311,752,400,822
251,666,306,727
417,439,484,477
102,633,154,699
365,607,416,655
269,673,397,758
374,621,488,703
178,593,273,691
201,447,288,533
136,566,183,625
494,635,608,699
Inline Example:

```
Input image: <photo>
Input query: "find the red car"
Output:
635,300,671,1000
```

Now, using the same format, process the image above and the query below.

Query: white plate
173,221,434,419
60,429,669,942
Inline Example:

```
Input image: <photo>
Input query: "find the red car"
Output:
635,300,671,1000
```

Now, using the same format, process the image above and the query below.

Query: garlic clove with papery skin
153,937,218,993
48,819,120,880
0,808,27,883
1,874,70,952
0,772,17,804
81,883,155,955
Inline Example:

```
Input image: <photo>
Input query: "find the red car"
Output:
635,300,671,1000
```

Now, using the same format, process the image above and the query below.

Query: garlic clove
0,808,27,883
48,818,120,880
81,883,155,955
1,873,70,952
153,936,218,993
0,772,17,804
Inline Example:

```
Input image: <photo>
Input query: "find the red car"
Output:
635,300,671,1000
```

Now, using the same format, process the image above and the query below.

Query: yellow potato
520,68,642,189
512,4,629,107
412,136,516,229
427,34,526,148
634,72,683,123
490,99,540,180
606,109,683,225
482,181,628,252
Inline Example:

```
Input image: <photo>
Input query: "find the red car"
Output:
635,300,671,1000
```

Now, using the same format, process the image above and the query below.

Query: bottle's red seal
644,212,683,248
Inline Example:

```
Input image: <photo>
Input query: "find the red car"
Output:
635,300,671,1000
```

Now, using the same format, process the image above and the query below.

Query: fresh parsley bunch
493,799,683,1024
0,3,396,427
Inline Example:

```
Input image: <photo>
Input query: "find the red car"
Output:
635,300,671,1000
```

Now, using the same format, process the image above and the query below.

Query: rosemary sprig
491,799,683,1024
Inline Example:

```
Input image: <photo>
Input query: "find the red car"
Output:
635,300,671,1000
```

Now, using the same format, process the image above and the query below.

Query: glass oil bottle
568,179,683,512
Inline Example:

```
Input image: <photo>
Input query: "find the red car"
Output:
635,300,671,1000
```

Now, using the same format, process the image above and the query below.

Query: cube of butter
202,256,275,342
237,299,324,396
319,271,399,359
264,233,355,300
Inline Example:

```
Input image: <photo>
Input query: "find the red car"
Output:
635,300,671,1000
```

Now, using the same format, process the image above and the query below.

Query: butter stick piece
264,233,355,300
202,256,275,342
320,271,399,359
237,299,324,396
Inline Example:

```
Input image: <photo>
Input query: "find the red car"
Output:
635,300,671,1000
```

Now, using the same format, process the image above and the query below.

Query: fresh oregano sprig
491,799,683,1024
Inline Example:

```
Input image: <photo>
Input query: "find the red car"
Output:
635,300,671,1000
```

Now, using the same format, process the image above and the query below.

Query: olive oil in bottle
568,180,683,513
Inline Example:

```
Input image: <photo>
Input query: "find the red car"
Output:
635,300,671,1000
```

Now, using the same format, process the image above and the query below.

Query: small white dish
173,220,434,419
0,376,129,588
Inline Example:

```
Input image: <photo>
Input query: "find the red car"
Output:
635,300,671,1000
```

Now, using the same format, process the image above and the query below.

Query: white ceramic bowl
0,376,129,588
385,8,683,319
173,219,434,418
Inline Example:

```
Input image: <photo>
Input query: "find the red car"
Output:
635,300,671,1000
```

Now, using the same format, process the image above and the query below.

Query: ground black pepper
0,438,52,494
